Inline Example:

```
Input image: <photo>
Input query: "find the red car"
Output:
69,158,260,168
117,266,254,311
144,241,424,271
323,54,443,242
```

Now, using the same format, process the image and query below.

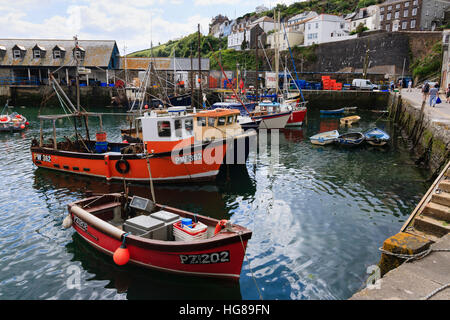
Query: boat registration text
179,251,230,264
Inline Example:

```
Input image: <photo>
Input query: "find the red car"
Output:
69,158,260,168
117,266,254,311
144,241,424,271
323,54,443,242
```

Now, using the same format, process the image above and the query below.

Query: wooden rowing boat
340,115,361,125
364,127,390,146
336,132,365,147
310,130,339,145
66,192,252,279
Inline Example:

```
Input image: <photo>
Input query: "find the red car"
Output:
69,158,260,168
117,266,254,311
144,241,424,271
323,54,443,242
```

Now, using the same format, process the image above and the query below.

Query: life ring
115,159,130,174
214,219,228,235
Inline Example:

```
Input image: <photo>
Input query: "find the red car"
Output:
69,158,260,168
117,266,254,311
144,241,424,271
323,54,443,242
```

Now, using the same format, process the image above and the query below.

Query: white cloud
0,0,211,53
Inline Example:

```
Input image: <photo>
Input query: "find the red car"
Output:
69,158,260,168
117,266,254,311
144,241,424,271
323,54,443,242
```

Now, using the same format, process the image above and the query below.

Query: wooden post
190,46,194,107
52,119,57,149
39,119,44,147
66,68,69,86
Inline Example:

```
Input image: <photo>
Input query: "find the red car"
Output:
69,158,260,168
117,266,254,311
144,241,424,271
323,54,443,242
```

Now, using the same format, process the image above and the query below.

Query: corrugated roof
0,39,118,68
120,57,210,71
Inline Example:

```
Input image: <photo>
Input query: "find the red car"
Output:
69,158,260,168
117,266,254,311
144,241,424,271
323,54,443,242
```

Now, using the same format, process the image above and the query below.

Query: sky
0,0,301,54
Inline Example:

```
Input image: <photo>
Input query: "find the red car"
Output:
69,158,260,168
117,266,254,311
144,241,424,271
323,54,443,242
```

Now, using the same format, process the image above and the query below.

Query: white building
304,14,355,46
286,11,319,32
350,5,381,31
227,16,275,50
267,30,304,51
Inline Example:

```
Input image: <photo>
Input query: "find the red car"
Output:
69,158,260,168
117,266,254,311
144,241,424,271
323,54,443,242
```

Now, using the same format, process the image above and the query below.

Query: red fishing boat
66,192,252,279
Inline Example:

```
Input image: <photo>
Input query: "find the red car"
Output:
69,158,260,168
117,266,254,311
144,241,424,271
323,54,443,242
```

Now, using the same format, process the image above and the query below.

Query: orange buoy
144,104,148,109
113,234,130,266
214,219,228,235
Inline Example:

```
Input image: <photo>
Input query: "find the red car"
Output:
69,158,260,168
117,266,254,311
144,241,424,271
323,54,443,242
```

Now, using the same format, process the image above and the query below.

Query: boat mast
275,11,280,100
198,24,202,108
74,35,80,113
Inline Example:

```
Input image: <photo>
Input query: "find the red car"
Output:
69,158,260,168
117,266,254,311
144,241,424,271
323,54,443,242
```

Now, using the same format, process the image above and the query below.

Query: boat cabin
193,108,242,141
138,106,195,153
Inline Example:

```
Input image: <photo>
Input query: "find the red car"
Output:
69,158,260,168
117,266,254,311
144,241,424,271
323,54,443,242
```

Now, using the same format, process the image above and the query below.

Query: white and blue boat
337,132,365,147
364,128,390,146
310,130,339,145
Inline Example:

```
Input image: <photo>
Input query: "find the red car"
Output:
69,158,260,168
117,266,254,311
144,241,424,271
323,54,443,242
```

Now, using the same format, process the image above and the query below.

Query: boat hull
68,199,252,279
337,133,365,147
252,112,291,129
31,142,226,183
31,133,254,182
285,109,306,127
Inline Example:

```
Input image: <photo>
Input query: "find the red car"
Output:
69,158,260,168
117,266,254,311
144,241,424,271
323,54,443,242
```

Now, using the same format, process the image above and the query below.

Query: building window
395,11,400,19
412,8,417,16
405,2,409,7
396,4,400,9
380,14,384,21
53,50,61,59
13,49,21,58
380,7,385,12
404,10,409,17
402,21,408,29
388,5,392,10
413,0,418,5
386,24,390,31
33,50,41,58
315,22,319,28
387,13,391,20
411,20,416,28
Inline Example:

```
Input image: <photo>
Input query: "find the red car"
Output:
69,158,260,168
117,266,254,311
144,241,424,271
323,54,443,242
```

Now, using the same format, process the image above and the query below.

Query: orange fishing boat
31,107,255,183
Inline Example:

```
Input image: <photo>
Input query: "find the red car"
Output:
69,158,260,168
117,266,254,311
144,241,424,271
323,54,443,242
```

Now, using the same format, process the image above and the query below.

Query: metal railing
0,76,41,86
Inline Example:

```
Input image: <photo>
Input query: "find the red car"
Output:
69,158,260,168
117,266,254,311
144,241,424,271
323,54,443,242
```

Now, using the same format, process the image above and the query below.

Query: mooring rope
378,247,450,263
379,247,450,299
234,229,263,301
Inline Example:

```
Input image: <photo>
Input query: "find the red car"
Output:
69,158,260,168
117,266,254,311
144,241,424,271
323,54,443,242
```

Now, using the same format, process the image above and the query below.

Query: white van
352,79,378,90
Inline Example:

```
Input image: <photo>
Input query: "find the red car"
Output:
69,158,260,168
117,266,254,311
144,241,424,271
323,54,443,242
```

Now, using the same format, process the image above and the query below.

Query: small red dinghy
67,193,252,279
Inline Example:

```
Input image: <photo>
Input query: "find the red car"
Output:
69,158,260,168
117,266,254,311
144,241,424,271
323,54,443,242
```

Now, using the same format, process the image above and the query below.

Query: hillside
129,0,383,58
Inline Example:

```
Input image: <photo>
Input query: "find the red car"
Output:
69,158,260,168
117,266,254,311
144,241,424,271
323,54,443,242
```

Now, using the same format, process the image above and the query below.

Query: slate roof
120,57,210,71
0,39,119,68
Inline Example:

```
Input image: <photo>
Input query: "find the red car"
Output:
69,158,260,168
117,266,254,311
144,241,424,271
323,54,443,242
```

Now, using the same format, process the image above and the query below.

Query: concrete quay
350,234,450,300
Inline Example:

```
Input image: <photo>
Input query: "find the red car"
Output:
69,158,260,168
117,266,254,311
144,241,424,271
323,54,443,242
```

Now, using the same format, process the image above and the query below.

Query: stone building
379,0,450,32
0,39,120,86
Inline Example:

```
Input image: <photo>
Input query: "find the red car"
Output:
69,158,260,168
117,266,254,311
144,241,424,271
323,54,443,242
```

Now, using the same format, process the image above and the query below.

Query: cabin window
197,117,206,127
184,119,193,134
208,117,216,127
227,115,234,124
157,121,171,137
33,50,41,58
217,117,226,126
53,50,61,59
174,119,182,137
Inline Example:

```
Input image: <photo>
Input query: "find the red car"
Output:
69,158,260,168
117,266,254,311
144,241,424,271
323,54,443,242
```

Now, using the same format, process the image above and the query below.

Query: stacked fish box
322,76,342,91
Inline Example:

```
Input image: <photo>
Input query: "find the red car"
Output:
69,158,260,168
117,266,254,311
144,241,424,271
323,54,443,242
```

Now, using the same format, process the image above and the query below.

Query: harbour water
0,105,429,300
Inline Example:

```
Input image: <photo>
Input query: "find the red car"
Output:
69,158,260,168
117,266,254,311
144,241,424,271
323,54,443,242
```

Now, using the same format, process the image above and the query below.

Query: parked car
351,79,378,90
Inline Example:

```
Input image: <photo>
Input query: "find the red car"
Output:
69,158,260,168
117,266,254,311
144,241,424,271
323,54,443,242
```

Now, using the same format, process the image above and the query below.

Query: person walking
428,84,441,107
408,80,413,92
422,81,430,101
446,84,450,103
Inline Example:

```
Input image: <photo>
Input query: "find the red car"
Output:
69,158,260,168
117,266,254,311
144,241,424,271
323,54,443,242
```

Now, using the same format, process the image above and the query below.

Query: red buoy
113,242,130,266
25,121,29,126
144,104,148,109
20,124,25,129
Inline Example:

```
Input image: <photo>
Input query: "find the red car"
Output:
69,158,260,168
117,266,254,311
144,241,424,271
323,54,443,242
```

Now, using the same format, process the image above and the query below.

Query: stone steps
423,201,450,221
413,215,450,238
